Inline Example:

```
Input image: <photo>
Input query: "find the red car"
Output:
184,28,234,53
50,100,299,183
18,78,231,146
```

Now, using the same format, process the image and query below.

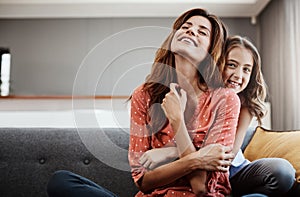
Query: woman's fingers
170,83,180,99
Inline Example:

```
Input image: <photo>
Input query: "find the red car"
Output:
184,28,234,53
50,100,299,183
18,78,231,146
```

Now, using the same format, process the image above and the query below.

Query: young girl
129,8,240,196
141,35,299,197
224,36,299,197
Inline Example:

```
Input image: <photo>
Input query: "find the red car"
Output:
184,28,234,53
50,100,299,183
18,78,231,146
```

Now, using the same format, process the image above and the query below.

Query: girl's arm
232,107,253,155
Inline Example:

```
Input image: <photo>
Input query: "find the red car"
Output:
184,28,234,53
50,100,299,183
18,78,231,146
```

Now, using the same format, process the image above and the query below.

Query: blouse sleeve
128,85,152,184
204,88,241,147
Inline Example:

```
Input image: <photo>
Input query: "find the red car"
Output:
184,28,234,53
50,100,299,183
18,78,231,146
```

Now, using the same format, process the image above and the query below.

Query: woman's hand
139,147,179,170
188,144,234,172
161,83,187,124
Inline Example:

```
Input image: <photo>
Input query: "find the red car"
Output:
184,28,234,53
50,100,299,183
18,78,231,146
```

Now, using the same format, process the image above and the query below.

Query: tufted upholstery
0,128,138,197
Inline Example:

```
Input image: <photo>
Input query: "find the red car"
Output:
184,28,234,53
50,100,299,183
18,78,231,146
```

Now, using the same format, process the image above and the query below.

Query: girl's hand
139,147,179,170
161,83,187,124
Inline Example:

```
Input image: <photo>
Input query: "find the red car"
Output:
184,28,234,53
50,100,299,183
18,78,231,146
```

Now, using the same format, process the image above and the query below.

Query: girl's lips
227,80,241,89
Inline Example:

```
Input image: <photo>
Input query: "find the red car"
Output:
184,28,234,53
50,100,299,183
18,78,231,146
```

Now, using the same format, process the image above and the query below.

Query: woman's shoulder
211,87,238,96
132,84,149,99
210,87,240,103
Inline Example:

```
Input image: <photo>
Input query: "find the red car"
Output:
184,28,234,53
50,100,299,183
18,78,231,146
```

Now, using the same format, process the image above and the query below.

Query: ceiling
0,0,271,18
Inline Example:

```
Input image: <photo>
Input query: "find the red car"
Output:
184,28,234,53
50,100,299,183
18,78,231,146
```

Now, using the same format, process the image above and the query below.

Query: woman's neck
175,56,203,98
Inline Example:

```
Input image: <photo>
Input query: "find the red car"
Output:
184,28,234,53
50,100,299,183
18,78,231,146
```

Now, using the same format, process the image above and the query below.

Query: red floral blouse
128,84,240,197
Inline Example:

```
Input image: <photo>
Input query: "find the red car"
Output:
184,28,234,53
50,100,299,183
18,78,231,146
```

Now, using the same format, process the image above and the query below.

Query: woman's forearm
170,118,207,196
138,153,199,193
170,119,195,156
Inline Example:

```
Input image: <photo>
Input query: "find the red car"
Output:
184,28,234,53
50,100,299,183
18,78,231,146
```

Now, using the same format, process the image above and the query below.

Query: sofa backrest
0,127,138,197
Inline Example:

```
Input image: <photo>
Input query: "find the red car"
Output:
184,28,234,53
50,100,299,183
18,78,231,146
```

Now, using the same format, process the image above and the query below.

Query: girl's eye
244,67,252,73
181,26,188,29
226,63,236,68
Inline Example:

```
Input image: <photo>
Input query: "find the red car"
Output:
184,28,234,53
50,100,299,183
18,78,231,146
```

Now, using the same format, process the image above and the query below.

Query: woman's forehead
185,15,212,31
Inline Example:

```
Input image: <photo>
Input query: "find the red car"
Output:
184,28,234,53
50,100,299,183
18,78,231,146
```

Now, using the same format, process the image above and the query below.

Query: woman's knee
47,170,74,196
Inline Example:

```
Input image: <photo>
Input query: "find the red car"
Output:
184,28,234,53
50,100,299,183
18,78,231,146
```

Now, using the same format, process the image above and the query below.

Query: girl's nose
233,68,243,79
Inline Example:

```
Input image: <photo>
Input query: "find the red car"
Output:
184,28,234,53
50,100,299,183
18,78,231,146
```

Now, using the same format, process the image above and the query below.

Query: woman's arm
129,86,198,193
161,83,208,196
129,86,236,193
136,143,234,192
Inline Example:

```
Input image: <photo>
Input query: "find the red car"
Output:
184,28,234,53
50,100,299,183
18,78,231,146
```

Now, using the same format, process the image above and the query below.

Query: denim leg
47,170,118,197
241,194,268,197
230,158,295,197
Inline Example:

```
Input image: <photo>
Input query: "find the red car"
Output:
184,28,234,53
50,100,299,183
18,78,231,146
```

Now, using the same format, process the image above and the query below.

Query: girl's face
223,46,253,93
171,15,212,65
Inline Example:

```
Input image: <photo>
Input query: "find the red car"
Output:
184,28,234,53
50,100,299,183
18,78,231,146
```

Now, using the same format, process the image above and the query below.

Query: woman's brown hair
222,35,268,124
140,8,227,134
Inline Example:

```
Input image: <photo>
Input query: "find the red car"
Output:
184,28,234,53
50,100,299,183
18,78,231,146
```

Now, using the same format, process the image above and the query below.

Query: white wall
0,17,257,96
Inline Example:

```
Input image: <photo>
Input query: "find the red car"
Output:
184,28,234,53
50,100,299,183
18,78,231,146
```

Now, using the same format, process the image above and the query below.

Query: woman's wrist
169,117,185,131
181,153,203,171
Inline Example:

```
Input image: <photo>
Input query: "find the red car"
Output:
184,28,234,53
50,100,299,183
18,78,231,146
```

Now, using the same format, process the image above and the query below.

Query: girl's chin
226,85,241,93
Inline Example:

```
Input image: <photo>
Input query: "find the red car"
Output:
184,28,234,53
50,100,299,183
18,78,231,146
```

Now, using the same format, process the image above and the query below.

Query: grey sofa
0,126,271,197
0,127,138,197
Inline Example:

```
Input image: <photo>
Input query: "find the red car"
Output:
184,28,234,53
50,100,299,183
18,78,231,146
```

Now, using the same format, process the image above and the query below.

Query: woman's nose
186,27,197,36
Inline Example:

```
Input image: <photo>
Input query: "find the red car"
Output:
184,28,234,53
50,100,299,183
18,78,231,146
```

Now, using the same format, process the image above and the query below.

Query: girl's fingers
143,160,151,169
139,154,147,165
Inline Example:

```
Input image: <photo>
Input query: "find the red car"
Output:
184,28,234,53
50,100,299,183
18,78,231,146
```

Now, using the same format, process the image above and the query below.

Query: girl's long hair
222,35,268,124
141,8,227,134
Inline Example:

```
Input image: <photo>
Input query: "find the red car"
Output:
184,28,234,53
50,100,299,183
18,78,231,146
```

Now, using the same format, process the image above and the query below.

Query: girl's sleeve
128,86,152,184
205,89,241,147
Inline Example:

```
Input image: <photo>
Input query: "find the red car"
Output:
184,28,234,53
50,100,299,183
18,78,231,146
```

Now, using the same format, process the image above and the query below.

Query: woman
129,8,240,196
47,8,239,197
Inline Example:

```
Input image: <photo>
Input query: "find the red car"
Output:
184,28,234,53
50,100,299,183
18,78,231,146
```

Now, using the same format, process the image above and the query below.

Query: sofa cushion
244,126,300,182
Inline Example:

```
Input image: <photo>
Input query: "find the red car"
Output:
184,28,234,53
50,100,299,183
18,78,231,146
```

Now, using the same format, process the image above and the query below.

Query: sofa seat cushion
244,126,300,182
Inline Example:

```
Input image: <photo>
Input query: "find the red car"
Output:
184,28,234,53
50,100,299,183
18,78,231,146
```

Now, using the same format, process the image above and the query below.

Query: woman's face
223,46,253,93
171,15,212,65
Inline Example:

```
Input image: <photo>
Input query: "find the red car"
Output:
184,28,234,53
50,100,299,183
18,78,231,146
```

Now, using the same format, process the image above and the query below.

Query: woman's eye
199,30,207,36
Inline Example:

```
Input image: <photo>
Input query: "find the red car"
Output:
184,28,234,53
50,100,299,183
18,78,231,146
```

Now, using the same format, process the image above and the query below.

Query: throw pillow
244,126,300,182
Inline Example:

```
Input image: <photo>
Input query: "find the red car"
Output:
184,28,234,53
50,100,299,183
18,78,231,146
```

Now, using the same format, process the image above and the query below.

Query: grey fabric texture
0,128,138,197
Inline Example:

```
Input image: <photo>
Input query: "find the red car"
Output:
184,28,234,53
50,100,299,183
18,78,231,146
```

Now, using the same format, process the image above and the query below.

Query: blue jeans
230,158,296,197
47,170,118,197
241,194,267,197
